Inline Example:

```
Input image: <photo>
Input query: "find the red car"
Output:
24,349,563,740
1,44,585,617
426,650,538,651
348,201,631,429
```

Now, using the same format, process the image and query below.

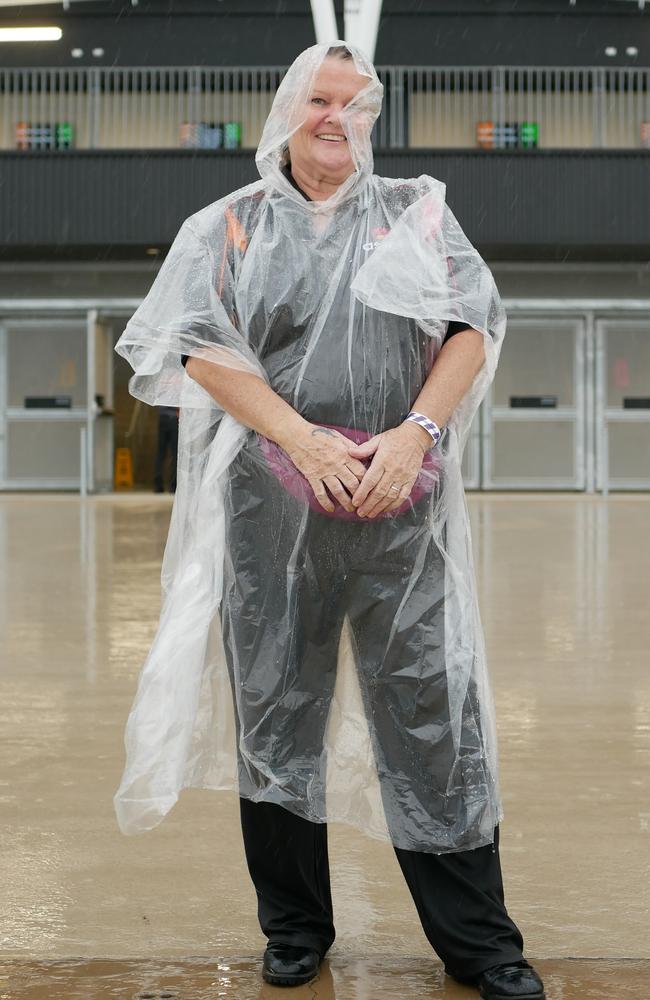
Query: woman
114,43,545,999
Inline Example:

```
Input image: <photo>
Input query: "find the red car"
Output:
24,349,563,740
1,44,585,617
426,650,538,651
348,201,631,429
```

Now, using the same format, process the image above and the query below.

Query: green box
519,121,539,149
224,121,242,150
56,122,75,149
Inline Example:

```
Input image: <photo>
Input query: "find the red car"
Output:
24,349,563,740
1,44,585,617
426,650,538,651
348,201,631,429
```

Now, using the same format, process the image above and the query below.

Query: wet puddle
1,957,647,999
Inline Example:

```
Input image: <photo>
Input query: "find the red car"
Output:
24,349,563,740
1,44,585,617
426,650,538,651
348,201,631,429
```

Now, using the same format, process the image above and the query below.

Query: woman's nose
324,107,343,125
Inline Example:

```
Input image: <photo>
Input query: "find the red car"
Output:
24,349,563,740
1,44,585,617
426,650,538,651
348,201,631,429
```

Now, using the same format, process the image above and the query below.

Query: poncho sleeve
351,176,506,379
115,209,267,410
350,176,506,440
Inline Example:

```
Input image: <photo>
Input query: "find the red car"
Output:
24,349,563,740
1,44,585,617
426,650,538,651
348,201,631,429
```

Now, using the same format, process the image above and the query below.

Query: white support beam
344,0,362,53
344,0,383,61
309,0,339,46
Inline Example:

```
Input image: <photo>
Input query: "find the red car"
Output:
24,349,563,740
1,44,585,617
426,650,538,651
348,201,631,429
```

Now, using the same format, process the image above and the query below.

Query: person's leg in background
168,413,179,493
153,410,169,493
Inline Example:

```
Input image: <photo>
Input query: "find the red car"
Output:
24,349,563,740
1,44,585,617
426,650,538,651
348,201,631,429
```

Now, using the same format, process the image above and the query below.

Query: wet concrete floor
1,495,649,997
1,958,648,999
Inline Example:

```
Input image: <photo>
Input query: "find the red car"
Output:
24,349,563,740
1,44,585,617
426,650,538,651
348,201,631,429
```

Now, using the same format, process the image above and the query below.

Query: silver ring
389,484,400,493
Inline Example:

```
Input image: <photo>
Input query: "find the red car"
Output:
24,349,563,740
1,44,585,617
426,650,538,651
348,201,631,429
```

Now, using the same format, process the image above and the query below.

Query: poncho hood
255,41,384,211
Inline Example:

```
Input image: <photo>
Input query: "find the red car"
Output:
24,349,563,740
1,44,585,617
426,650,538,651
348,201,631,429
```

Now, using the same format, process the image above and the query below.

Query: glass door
0,318,88,490
482,317,586,490
596,317,650,491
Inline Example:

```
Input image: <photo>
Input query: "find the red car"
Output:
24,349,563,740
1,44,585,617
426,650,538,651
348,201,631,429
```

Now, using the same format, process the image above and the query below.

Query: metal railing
397,66,650,149
1,64,649,152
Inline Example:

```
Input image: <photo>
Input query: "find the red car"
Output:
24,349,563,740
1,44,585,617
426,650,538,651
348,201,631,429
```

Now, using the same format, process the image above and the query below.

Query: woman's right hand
284,424,368,514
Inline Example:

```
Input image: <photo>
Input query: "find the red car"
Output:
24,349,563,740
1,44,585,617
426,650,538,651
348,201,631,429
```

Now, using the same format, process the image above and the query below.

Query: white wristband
405,411,442,447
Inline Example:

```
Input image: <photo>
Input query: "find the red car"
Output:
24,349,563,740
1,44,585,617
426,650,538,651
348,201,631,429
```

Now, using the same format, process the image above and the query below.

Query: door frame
0,300,138,492
481,312,589,491
595,315,650,493
0,315,89,490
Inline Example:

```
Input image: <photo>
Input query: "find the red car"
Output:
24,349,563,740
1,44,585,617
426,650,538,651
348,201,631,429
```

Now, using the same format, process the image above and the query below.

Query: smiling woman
114,40,545,999
286,47,365,200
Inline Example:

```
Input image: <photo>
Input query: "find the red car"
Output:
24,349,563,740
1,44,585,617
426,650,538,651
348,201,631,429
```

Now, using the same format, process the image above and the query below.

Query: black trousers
239,797,525,978
224,450,525,975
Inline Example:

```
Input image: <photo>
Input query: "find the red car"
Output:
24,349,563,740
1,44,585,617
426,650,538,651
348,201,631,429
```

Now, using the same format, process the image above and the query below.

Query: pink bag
258,423,440,522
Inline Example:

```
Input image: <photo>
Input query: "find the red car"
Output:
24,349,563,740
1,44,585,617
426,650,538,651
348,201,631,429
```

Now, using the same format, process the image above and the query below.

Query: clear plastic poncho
114,42,507,853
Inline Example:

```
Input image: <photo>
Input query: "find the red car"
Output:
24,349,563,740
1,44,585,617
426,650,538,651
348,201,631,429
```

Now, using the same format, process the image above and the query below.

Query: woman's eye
311,98,326,106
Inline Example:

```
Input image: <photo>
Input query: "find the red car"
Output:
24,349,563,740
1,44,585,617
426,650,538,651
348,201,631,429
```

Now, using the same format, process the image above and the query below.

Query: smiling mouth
315,134,347,142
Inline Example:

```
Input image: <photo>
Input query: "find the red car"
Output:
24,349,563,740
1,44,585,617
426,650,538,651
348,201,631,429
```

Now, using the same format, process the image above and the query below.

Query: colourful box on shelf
16,122,75,150
198,122,223,149
55,122,74,149
476,120,494,149
180,122,199,148
15,122,53,149
180,121,240,150
15,121,29,149
519,121,539,148
494,122,518,149
223,121,242,150
31,123,54,149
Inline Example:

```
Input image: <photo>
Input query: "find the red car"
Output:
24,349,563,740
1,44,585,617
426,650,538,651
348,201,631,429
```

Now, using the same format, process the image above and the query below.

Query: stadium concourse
1,3,650,998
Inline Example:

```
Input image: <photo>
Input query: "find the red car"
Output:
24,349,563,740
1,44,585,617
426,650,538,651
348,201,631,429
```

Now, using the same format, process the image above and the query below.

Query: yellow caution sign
114,447,134,490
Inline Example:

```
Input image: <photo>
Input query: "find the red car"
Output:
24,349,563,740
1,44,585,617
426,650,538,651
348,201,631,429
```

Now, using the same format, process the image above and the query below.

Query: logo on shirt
362,226,390,253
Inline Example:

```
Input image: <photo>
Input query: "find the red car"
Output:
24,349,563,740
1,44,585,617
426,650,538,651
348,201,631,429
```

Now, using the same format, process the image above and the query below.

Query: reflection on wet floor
2,958,649,1000
1,495,649,997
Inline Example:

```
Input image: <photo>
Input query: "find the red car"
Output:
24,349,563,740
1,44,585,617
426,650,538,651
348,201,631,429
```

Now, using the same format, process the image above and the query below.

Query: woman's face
288,57,370,178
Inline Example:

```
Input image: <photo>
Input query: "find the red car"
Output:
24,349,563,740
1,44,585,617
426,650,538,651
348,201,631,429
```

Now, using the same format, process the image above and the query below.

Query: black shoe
476,961,545,1000
262,943,321,987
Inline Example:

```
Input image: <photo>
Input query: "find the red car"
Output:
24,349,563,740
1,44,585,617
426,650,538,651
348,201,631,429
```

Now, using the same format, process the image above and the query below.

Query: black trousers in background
154,412,179,492
239,798,525,978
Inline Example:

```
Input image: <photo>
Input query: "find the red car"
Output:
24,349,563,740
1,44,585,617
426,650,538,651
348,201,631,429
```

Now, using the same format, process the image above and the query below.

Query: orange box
476,120,494,149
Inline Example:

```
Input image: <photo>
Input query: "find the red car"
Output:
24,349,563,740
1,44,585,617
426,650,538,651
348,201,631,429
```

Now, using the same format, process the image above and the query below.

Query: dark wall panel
0,14,317,69
0,152,258,251
388,151,650,253
1,150,648,261
0,2,648,68
377,14,650,68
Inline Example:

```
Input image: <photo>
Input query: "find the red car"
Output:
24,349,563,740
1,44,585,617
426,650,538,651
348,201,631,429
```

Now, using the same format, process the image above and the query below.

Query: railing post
492,66,505,134
189,66,201,135
87,67,100,149
593,67,605,148
389,67,406,148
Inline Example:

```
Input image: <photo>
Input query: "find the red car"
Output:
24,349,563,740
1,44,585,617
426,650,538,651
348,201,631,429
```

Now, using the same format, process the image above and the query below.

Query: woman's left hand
347,422,431,518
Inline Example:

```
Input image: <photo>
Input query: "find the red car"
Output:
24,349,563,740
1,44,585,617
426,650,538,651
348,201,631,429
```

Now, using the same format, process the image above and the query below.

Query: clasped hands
285,421,431,518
